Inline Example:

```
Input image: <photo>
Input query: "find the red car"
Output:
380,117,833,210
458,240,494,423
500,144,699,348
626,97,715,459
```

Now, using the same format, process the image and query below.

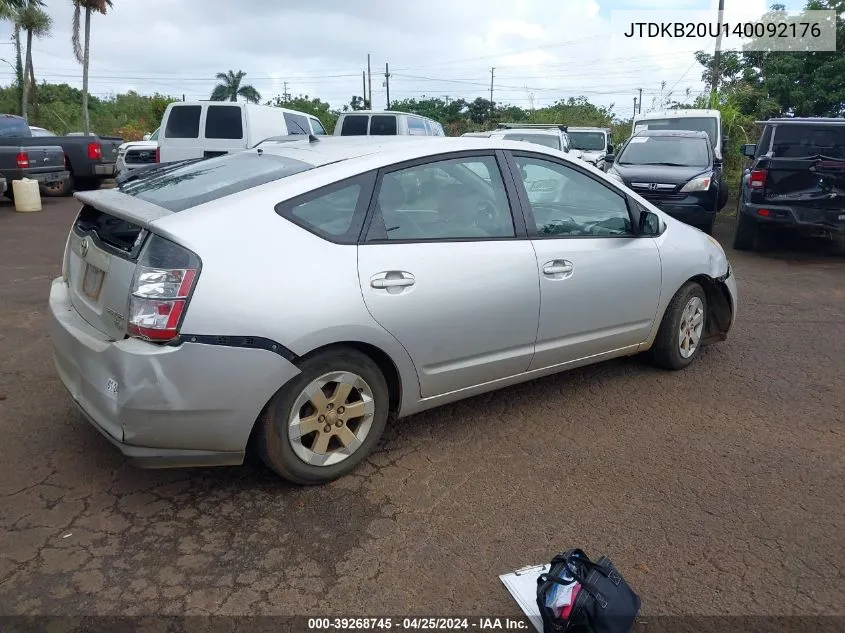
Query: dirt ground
0,196,843,620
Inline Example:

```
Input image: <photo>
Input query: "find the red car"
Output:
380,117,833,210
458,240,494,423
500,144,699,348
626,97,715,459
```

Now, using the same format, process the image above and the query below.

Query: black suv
605,129,722,234
734,118,845,251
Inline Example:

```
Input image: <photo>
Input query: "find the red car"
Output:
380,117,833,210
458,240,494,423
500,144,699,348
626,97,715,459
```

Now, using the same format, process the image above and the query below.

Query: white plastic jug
12,178,41,213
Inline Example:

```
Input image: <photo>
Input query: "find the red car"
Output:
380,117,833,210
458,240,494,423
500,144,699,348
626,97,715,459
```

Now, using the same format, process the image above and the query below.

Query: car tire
649,282,708,371
41,174,74,197
717,177,730,211
733,212,758,251
257,347,390,485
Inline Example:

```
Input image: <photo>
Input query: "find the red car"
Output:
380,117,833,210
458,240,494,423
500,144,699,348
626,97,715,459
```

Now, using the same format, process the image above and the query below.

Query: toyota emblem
80,238,89,258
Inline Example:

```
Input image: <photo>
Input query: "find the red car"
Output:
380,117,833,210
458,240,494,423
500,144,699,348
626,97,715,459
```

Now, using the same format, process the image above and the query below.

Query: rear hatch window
340,115,369,136
771,125,845,158
118,151,314,212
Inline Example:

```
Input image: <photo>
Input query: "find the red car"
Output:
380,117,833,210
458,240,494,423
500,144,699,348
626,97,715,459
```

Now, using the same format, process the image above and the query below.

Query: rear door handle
370,271,416,289
543,261,573,275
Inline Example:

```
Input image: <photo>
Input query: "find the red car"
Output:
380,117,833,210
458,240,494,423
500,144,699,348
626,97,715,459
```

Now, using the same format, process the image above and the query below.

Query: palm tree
71,0,112,135
210,70,261,104
17,0,51,121
0,0,28,117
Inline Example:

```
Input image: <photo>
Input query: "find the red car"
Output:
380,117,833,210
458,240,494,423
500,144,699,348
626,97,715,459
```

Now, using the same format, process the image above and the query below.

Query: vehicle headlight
680,174,712,192
606,171,623,183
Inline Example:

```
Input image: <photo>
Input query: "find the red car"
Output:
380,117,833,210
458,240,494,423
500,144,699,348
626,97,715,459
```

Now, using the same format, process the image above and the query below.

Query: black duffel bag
536,548,641,633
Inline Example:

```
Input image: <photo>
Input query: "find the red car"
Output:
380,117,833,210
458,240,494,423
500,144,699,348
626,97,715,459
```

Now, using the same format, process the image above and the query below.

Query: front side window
408,117,427,135
617,136,710,167
310,118,327,135
370,115,398,135
164,105,201,139
205,105,243,139
513,155,632,237
367,155,514,241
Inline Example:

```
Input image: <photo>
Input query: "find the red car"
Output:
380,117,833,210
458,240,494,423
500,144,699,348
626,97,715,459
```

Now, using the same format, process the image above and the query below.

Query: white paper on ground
499,563,549,633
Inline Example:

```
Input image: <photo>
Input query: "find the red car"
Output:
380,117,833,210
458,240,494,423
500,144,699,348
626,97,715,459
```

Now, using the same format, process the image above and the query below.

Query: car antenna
308,133,319,143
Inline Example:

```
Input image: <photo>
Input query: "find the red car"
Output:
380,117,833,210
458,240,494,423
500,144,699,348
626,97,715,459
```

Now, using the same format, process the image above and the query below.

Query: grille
125,149,157,164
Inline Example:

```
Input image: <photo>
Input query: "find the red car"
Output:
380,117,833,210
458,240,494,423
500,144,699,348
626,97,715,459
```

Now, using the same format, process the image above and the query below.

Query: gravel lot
0,196,842,620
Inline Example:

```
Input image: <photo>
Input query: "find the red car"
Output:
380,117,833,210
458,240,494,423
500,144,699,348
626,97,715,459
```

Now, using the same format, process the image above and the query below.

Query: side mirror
142,133,151,141
722,135,730,147
638,210,661,236
741,144,757,158
605,153,615,164
714,156,724,167
606,143,614,154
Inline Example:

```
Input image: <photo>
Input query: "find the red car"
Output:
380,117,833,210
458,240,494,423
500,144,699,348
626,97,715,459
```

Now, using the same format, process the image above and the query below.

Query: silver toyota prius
48,136,738,484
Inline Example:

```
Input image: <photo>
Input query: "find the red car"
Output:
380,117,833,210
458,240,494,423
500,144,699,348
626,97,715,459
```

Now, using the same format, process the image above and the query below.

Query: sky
0,0,807,121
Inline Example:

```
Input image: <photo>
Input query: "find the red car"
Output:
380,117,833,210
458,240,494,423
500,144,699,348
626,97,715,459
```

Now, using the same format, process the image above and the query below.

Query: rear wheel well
245,341,403,462
688,274,733,345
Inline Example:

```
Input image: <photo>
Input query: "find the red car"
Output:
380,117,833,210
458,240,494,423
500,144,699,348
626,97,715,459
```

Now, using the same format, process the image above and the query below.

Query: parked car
158,102,327,164
334,110,446,137
734,117,845,250
568,126,613,170
116,127,159,176
49,135,737,484
631,109,729,210
605,129,722,234
0,143,69,200
0,114,121,196
488,123,581,158
29,125,57,137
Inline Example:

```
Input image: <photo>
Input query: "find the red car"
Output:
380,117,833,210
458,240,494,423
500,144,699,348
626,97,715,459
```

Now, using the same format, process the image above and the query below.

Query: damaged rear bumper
48,277,301,468
741,202,845,234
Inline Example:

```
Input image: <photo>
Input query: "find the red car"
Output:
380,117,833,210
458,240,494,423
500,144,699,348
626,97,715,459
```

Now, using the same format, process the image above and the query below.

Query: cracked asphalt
0,197,843,619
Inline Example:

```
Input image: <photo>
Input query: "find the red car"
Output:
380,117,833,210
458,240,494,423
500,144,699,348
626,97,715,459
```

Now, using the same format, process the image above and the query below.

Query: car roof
633,129,709,138
491,128,561,136
635,109,720,119
249,135,570,166
567,127,609,132
759,117,845,125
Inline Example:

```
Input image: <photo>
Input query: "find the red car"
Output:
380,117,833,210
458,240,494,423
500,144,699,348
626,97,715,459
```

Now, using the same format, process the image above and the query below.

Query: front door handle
542,260,574,279
370,271,416,290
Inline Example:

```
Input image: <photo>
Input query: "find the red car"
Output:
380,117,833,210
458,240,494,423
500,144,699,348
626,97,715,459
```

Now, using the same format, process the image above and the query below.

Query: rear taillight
87,142,102,160
154,147,160,163
749,169,766,189
128,235,201,342
16,150,29,169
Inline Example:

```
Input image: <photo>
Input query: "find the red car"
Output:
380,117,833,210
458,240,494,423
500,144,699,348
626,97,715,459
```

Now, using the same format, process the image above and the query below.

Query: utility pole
489,67,495,119
633,97,638,132
362,71,366,109
638,88,643,114
711,0,726,107
283,81,290,102
384,63,391,109
182,94,185,102
367,54,372,109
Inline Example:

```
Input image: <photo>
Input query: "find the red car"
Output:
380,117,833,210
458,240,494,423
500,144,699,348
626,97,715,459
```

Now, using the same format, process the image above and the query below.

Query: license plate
81,264,105,302
36,171,69,184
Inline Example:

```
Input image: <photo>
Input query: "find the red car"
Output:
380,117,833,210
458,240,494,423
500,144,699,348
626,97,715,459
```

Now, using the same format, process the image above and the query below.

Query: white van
334,110,446,137
158,102,327,163
632,109,723,159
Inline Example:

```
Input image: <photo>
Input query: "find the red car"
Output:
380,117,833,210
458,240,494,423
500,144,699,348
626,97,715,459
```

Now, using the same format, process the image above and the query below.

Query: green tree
72,0,113,135
210,70,261,103
1,0,28,116
17,0,50,121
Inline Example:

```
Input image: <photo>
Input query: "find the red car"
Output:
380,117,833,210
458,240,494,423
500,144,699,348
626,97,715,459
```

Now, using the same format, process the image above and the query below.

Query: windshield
119,152,314,212
502,133,561,150
568,131,606,151
149,128,160,141
633,117,718,148
771,125,845,159
618,136,711,167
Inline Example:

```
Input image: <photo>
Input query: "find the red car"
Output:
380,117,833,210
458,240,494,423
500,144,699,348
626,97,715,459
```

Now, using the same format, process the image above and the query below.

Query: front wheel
733,212,758,251
257,347,389,485
649,282,708,370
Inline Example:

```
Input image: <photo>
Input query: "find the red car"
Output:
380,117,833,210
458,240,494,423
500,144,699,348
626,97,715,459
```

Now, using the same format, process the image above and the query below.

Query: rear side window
165,105,201,138
119,152,314,212
340,115,369,136
205,105,243,139
276,173,376,243
284,112,311,135
310,118,327,135
0,115,32,138
408,117,427,135
370,115,397,135
771,125,845,159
